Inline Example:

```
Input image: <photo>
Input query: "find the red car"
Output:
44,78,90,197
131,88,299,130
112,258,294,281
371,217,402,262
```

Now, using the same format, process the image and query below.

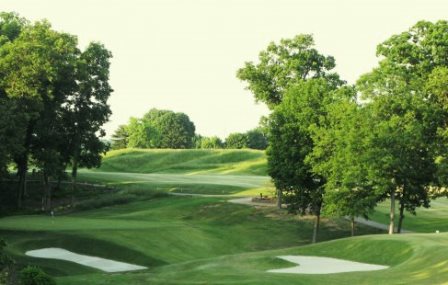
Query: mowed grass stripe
95,148,267,175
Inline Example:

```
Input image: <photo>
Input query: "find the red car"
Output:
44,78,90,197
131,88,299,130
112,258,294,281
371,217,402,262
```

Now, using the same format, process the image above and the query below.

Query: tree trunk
312,214,320,243
389,189,396,234
397,199,405,234
277,189,282,209
351,216,355,237
16,161,26,209
42,171,52,211
57,175,62,190
16,122,34,208
71,153,79,192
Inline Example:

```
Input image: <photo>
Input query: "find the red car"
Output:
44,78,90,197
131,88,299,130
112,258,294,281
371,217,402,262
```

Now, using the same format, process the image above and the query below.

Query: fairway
2,150,448,284
0,195,380,281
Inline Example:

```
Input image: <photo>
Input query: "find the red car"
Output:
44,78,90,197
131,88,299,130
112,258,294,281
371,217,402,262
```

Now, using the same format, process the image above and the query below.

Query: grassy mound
96,148,268,175
0,196,379,281
59,233,448,285
77,149,272,196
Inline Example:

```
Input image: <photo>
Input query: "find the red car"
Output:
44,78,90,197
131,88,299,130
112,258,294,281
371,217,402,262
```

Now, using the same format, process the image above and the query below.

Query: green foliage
237,34,341,108
223,129,267,150
268,79,341,216
123,109,196,149
309,88,379,219
0,13,113,208
225,132,249,149
111,125,129,150
20,266,55,285
246,128,268,150
198,136,224,149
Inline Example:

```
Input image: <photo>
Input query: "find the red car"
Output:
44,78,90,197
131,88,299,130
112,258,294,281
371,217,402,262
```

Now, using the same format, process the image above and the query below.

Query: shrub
20,266,55,285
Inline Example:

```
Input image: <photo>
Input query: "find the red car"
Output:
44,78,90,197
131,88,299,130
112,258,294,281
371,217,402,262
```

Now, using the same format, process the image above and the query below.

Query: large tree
267,78,342,243
0,13,113,209
64,42,113,190
237,34,341,108
356,20,447,234
0,19,79,207
238,34,344,242
309,88,383,236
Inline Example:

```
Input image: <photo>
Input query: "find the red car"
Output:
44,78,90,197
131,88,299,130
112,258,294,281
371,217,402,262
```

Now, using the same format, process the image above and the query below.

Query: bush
20,266,55,285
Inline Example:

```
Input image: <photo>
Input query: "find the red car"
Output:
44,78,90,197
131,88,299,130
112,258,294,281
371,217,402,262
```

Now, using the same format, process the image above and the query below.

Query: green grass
95,148,268,175
369,198,448,233
75,149,274,197
54,233,448,285
0,196,379,281
77,170,274,196
4,148,448,284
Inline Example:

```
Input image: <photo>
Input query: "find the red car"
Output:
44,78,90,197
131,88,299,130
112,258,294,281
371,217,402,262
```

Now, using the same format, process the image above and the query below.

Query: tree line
0,13,112,210
110,108,268,150
238,20,448,241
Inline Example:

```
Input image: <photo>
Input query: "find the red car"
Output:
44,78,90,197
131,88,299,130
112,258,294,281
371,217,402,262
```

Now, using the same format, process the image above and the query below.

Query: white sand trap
26,248,147,272
268,255,388,274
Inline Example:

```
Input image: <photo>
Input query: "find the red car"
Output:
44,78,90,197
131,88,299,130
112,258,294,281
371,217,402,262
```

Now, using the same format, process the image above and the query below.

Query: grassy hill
96,148,268,175
0,196,379,282
77,149,273,196
55,232,448,285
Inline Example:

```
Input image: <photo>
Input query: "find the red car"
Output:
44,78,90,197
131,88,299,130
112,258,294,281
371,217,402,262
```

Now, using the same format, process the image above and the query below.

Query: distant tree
155,111,196,148
193,134,204,149
237,34,341,108
125,109,196,149
200,136,224,149
111,125,129,150
225,133,248,149
126,117,153,148
246,128,268,150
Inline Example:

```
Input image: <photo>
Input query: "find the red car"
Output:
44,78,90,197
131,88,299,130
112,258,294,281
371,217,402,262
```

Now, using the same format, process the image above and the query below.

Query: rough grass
96,148,268,175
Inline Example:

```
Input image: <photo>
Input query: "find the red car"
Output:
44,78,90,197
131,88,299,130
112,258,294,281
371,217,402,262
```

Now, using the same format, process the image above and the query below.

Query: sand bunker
268,255,388,274
26,248,147,272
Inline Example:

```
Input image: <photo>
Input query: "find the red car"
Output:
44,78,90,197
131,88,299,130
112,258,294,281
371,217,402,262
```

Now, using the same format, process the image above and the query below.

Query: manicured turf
55,233,448,285
0,196,378,281
3,148,448,284
369,197,448,233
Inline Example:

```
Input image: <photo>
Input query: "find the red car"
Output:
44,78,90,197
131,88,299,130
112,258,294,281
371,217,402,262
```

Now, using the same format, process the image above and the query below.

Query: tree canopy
237,34,341,108
115,109,196,149
0,12,113,208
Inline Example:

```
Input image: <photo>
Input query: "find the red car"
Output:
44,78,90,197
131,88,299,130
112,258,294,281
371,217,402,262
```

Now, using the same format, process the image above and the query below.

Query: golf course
1,6,448,285
0,149,447,284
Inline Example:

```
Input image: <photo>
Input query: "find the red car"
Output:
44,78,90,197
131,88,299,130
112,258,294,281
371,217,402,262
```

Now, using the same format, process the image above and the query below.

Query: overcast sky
2,0,448,139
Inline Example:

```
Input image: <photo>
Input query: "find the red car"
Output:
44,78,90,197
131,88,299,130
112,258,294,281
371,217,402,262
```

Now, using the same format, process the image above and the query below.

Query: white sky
2,0,448,139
